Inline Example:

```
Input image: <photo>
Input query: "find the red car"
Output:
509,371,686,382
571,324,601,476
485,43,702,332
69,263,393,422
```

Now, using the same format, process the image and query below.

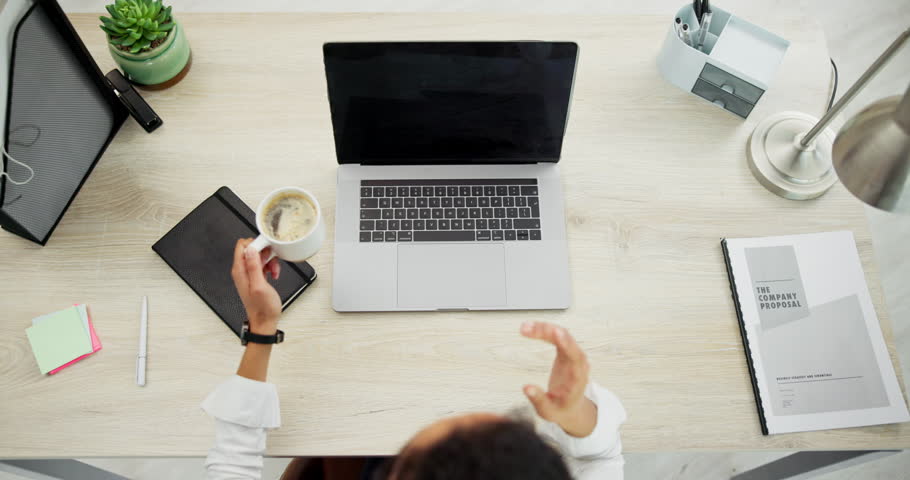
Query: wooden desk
0,12,906,457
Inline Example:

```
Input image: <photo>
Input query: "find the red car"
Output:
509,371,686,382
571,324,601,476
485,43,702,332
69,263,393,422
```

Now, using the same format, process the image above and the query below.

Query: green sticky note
26,307,94,375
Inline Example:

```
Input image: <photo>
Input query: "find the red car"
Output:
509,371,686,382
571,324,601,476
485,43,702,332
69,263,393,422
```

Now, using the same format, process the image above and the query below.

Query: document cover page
724,231,909,434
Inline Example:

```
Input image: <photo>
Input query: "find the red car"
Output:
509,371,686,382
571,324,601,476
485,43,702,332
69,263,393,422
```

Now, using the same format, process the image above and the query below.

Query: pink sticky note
48,305,102,375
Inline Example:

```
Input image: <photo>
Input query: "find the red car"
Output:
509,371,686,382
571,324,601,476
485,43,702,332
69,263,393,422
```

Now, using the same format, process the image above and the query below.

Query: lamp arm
801,27,910,147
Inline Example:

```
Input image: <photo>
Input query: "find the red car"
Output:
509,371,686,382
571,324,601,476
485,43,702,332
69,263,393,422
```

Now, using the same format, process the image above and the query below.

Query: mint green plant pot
108,19,190,88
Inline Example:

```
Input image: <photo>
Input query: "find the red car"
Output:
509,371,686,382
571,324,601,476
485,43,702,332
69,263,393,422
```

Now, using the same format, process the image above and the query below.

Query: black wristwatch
241,323,284,345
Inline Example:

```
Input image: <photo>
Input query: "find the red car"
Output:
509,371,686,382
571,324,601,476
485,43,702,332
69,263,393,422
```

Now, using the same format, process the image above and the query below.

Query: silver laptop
326,42,576,312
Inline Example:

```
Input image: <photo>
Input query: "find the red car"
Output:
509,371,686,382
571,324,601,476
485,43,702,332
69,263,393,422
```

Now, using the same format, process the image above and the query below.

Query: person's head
380,412,571,480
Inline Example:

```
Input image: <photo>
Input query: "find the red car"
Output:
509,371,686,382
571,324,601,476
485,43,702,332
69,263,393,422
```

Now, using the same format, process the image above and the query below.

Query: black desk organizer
1,0,161,245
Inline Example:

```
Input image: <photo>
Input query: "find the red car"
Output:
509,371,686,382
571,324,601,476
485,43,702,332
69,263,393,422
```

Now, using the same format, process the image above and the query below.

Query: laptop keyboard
358,179,541,242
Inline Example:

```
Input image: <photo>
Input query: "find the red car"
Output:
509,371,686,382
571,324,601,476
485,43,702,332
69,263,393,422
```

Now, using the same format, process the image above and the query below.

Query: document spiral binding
721,238,770,435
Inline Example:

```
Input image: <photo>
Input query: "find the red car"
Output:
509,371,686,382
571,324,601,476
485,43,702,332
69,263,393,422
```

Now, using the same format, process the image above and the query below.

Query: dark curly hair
384,418,571,480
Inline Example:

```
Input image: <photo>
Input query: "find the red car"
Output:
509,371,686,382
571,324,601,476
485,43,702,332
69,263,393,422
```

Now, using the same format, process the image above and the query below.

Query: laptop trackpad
397,243,506,309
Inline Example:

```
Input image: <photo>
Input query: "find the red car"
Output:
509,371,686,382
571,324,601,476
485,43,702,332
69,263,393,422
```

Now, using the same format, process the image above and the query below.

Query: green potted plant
99,0,191,89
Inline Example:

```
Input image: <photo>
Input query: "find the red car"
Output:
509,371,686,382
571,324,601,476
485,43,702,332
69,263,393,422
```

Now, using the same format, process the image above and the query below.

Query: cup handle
247,234,278,263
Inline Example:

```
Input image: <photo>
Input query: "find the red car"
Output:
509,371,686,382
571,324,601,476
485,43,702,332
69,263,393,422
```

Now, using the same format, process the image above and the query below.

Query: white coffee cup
248,186,325,262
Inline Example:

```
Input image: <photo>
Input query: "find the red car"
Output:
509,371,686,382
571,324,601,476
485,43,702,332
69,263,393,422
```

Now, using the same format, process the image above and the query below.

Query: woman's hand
521,321,597,438
231,238,282,335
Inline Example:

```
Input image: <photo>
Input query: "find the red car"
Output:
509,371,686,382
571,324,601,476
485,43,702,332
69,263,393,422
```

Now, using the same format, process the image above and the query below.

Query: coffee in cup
248,186,325,263
261,193,318,242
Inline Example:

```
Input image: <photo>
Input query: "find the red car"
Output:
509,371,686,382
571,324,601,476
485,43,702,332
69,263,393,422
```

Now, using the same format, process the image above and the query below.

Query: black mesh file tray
1,0,129,245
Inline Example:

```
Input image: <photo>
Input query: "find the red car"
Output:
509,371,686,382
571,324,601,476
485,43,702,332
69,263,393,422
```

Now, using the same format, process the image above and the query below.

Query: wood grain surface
0,12,906,457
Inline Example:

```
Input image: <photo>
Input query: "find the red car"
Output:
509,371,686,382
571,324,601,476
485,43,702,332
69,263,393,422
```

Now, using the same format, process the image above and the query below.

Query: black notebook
152,187,316,337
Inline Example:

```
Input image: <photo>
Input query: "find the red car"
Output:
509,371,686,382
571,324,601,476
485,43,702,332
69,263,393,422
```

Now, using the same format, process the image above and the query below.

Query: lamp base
747,111,838,200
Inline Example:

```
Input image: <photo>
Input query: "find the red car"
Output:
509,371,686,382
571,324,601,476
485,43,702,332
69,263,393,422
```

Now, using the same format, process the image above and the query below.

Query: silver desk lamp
747,27,910,213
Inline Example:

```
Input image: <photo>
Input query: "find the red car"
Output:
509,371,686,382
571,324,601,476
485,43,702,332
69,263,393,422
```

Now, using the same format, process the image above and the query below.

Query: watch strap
241,326,284,345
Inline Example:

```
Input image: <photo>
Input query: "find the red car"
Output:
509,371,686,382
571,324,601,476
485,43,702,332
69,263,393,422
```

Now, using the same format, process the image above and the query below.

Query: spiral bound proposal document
721,231,909,435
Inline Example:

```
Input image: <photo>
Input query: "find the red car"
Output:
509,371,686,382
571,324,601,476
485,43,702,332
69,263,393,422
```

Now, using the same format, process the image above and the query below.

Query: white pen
137,295,148,386
696,11,713,51
681,23,693,47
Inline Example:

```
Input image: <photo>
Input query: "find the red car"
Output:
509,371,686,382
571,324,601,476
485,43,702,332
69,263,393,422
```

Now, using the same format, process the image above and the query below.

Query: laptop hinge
356,160,556,166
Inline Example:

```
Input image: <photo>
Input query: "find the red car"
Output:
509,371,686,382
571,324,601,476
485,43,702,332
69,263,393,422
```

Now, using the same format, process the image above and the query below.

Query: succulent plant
99,0,174,54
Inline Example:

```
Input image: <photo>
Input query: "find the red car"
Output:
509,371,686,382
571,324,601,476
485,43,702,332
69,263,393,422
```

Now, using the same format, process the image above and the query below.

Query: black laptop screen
323,42,578,165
